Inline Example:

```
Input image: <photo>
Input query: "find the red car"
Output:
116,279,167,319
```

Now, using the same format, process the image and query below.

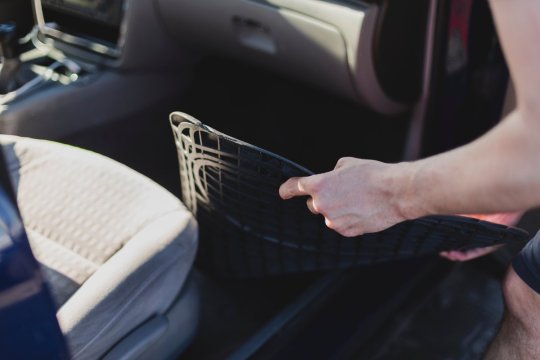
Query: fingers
279,176,323,216
334,157,353,170
325,216,364,237
440,250,472,262
325,217,334,229
279,177,310,199
462,211,524,226
440,244,503,262
440,251,469,261
306,197,319,214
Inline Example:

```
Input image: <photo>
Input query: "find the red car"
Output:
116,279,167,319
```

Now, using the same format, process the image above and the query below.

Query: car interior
1,0,536,359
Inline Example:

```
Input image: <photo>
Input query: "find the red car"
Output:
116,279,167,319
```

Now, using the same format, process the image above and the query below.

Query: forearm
488,0,540,115
397,108,540,219
279,0,540,236
394,0,540,219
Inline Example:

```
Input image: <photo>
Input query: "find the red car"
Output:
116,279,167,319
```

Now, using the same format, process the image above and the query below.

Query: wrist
386,161,432,221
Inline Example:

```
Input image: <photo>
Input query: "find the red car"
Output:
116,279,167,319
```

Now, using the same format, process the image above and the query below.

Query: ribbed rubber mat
170,112,529,277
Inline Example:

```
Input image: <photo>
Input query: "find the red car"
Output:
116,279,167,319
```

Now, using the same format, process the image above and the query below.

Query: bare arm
401,0,540,218
403,109,540,218
279,0,540,237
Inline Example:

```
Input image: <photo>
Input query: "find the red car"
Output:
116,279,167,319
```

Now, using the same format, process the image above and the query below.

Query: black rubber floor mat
170,112,530,277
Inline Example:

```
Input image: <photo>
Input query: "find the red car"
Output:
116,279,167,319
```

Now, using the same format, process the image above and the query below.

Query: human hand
279,157,414,237
440,245,503,261
439,211,524,261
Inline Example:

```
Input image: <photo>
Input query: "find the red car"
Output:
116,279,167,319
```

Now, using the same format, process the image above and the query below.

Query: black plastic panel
42,7,121,46
373,0,430,102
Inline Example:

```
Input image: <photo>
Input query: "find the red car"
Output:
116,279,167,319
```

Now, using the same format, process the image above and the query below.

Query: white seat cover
1,135,198,360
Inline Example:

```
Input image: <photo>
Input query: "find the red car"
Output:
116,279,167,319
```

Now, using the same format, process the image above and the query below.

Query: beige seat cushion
1,135,198,360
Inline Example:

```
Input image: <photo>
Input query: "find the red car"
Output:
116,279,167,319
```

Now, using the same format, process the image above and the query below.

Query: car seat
0,135,198,360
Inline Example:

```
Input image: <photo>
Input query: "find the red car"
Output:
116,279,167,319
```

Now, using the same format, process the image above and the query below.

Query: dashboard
154,0,431,114
32,0,432,114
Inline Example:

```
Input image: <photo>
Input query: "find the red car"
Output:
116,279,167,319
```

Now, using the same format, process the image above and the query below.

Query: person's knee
502,266,540,335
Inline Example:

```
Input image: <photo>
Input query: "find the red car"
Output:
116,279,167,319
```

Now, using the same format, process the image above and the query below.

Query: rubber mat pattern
171,112,529,277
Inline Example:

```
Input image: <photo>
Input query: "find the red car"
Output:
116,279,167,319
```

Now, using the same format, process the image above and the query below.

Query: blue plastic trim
0,184,70,360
